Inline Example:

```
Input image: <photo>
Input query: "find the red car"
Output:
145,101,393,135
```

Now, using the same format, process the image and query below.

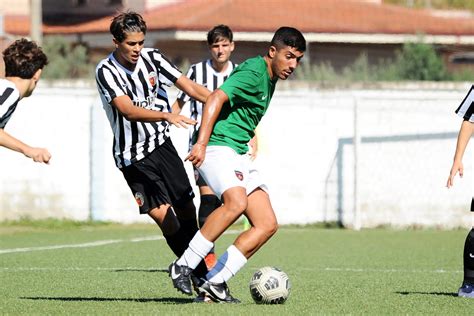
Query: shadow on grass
396,291,458,297
20,296,193,304
113,268,168,273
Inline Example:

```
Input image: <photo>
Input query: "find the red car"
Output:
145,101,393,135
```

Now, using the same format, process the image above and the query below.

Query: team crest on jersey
148,72,157,87
134,192,145,207
234,170,244,181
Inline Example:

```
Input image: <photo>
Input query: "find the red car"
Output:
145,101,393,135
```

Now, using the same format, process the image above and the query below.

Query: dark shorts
121,137,195,214
193,166,208,187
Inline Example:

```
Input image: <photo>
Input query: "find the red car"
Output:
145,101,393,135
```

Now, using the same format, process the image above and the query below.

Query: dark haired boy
169,26,306,303
172,24,241,271
0,38,50,163
95,11,211,296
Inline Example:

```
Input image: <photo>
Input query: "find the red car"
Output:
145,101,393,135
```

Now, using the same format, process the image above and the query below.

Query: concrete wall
0,81,472,228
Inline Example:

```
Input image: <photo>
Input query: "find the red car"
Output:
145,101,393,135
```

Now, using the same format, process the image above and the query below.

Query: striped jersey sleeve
146,49,181,87
455,85,474,122
0,79,21,128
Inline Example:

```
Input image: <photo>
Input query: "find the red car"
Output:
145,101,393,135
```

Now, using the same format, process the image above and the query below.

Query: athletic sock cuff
189,231,214,258
227,245,248,273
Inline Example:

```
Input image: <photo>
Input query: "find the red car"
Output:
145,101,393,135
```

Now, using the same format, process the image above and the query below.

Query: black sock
198,194,222,228
170,217,209,279
164,227,189,257
463,228,474,284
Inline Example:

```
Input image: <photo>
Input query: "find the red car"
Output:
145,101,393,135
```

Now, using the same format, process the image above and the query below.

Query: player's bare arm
175,75,210,104
248,134,258,160
112,95,196,128
447,120,474,188
185,89,228,167
171,98,185,115
0,128,51,163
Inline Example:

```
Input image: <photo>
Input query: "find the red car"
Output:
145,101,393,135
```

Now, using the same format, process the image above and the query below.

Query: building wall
143,40,472,75
146,40,402,72
150,39,269,66
311,42,400,71
41,0,180,23
42,0,126,24
0,82,471,228
0,0,29,15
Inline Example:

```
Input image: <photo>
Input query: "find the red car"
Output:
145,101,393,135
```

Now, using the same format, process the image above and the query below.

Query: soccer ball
249,266,291,304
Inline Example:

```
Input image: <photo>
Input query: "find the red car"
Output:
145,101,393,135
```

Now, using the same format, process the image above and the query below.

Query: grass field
0,221,472,315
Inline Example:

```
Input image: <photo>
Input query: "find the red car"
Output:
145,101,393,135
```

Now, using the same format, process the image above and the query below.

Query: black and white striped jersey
456,84,474,123
177,59,236,148
95,48,182,168
0,79,20,129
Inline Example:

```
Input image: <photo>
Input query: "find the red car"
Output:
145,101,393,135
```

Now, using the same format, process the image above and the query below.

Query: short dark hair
110,11,147,43
207,24,233,45
2,38,48,79
270,27,306,52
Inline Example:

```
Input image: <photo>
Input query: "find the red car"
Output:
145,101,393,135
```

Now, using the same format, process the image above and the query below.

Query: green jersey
209,56,276,154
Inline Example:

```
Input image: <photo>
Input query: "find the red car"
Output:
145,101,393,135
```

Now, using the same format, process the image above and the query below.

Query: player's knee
222,190,248,215
225,197,247,216
255,217,278,238
229,200,248,216
264,219,278,237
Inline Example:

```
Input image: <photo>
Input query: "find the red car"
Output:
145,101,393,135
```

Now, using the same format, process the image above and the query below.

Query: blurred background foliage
296,40,474,83
41,35,474,82
385,0,474,11
41,36,95,80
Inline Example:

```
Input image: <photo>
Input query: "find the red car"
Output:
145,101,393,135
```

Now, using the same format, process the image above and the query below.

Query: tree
394,41,447,81
41,36,94,80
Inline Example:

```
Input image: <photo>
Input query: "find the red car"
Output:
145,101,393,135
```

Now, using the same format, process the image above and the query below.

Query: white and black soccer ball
249,266,291,304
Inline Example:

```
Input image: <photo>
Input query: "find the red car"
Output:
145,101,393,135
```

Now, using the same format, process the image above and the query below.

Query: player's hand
446,160,463,188
185,143,206,167
166,113,197,128
25,147,51,164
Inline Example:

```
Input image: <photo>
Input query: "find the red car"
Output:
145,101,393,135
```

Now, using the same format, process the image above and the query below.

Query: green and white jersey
210,56,276,154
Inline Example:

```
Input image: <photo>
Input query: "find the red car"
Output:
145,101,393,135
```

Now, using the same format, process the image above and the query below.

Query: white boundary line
322,267,462,274
0,266,462,274
0,229,241,255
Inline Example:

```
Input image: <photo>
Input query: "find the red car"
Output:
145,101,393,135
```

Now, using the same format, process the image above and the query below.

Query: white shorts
198,145,267,199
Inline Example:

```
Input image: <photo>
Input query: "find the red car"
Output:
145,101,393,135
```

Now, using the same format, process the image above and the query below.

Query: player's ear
268,45,277,59
112,38,119,48
230,41,235,52
32,69,42,81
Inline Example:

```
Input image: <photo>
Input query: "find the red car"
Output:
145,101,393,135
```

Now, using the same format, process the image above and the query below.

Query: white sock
206,245,247,283
176,231,214,269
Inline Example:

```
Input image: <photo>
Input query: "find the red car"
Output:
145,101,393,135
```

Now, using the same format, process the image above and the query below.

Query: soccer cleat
198,279,241,303
190,273,204,295
458,283,474,298
193,292,213,303
204,252,217,270
168,260,193,296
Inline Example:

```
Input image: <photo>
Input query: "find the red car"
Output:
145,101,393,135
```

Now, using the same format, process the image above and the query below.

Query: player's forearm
171,99,184,114
196,92,224,146
175,75,210,104
453,120,474,162
190,82,210,104
0,129,32,155
125,107,170,122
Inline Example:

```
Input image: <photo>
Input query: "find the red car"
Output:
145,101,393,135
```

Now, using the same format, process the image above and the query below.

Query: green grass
0,222,472,315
